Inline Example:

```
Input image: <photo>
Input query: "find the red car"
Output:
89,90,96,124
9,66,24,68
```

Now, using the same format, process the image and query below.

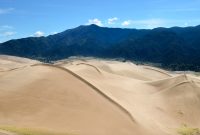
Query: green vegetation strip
0,126,73,135
177,124,200,135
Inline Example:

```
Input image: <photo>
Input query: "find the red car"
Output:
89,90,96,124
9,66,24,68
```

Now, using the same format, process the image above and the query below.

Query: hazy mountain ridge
0,24,200,71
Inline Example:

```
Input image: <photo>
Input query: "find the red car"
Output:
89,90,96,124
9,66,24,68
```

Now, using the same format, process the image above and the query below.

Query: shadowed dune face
0,56,200,135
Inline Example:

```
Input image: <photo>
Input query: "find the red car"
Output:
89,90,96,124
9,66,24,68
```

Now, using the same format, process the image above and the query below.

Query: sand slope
0,56,200,135
58,58,200,135
0,56,140,135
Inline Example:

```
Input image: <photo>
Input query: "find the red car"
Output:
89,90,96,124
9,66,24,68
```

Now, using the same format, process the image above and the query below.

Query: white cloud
87,18,103,26
0,25,13,29
0,25,16,37
0,31,16,37
108,17,118,24
132,19,165,29
121,20,131,26
0,25,13,31
52,32,58,35
33,31,45,37
0,8,14,14
4,31,15,36
121,19,165,28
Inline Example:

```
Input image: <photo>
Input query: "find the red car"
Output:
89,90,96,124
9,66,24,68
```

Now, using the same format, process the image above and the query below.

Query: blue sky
0,0,200,42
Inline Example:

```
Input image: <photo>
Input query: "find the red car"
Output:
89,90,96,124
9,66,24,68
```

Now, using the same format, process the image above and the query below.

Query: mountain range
1,24,200,71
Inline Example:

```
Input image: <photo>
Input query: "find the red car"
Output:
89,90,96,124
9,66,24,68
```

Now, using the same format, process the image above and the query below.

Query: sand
0,55,200,135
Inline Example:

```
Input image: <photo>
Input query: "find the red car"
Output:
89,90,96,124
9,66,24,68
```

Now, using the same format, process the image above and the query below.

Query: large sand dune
0,56,200,135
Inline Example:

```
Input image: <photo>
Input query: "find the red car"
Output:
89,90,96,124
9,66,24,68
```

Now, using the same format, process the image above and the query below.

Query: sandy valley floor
0,55,200,135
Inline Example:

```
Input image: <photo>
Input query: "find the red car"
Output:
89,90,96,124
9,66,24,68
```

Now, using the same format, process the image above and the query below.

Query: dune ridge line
0,66,27,72
31,63,137,123
143,66,172,77
76,63,102,74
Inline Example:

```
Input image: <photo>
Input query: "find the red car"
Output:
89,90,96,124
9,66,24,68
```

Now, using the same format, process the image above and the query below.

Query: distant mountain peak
1,24,200,71
87,24,100,27
77,24,101,29
72,24,101,31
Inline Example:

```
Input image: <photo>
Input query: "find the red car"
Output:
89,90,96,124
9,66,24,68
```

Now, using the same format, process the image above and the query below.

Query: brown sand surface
59,58,200,135
0,55,200,135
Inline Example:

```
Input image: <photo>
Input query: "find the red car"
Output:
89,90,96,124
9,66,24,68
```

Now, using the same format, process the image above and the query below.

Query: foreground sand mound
59,58,200,135
0,57,142,135
0,56,200,135
0,55,38,72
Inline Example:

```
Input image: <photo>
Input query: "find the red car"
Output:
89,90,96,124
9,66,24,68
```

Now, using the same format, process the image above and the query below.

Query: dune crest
0,56,200,135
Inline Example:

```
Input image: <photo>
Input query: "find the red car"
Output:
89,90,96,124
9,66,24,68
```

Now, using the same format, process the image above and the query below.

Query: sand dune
0,56,200,135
